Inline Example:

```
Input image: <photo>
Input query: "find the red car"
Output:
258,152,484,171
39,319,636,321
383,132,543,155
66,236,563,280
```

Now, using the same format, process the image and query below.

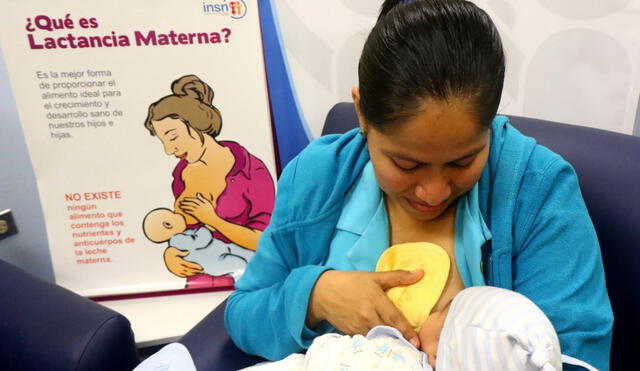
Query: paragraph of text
38,69,124,140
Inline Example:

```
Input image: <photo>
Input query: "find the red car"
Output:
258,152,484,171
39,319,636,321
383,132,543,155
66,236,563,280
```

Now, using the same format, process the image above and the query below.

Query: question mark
221,28,231,43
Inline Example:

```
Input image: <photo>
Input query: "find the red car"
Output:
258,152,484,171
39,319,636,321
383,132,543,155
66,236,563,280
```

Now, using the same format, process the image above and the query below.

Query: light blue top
325,162,490,288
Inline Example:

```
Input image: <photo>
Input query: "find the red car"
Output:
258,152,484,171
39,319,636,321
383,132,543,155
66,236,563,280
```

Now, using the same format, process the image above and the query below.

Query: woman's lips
406,198,445,213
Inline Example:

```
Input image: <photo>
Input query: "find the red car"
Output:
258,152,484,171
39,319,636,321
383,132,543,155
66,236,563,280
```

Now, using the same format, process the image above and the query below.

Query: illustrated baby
143,207,254,279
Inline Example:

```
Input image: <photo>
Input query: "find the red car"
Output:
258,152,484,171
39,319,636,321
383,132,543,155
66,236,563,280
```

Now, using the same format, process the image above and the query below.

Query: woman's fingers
179,200,201,209
345,305,384,336
164,247,203,277
174,248,190,257
371,270,423,346
180,260,204,273
372,269,423,290
181,194,210,206
376,293,420,348
179,202,200,215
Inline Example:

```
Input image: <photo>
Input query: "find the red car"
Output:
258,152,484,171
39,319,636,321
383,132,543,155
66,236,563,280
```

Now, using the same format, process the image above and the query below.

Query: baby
143,207,254,279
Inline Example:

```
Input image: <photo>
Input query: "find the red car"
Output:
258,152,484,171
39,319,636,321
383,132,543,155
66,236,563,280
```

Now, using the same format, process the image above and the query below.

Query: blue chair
0,259,140,371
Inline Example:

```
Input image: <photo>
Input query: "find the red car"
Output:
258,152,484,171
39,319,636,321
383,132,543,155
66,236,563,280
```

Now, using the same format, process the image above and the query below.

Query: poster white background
0,0,276,296
274,0,640,137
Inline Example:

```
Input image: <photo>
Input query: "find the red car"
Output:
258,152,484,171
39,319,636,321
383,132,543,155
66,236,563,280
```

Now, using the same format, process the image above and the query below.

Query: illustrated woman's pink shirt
172,141,275,288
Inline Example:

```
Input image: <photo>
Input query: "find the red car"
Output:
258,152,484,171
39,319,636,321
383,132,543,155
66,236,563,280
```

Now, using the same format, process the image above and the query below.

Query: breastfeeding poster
0,0,277,297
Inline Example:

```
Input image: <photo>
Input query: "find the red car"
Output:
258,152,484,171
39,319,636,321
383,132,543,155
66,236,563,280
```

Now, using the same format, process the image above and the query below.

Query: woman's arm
511,156,613,371
224,215,422,361
222,150,421,360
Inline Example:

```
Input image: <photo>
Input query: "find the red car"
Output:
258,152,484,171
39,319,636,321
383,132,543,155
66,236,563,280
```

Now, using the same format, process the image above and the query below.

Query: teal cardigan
225,116,613,370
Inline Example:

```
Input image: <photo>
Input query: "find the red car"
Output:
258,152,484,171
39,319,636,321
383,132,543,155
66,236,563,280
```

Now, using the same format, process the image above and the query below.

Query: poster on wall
0,0,277,297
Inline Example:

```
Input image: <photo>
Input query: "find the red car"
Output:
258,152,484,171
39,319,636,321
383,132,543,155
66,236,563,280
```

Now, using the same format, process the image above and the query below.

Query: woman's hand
180,193,261,250
163,246,204,277
179,193,219,226
307,269,424,348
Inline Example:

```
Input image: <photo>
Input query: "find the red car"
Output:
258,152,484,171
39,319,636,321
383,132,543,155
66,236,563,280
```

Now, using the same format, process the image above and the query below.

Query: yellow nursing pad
375,242,450,331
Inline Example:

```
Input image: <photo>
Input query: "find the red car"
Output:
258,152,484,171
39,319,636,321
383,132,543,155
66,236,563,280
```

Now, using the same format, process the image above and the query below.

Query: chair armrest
180,299,265,370
0,259,139,371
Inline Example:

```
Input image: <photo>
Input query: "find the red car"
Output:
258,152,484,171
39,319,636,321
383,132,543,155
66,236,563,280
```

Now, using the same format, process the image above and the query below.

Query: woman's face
358,94,490,223
152,117,205,164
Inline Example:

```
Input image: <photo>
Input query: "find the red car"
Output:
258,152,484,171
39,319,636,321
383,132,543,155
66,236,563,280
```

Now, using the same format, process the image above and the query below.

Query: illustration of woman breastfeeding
143,74,275,288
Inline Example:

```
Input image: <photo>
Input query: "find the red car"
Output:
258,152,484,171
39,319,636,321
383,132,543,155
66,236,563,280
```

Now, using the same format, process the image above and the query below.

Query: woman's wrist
199,213,222,228
306,270,334,328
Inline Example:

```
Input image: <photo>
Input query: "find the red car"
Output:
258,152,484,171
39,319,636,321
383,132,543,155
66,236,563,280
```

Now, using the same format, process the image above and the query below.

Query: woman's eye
393,159,419,171
450,158,474,168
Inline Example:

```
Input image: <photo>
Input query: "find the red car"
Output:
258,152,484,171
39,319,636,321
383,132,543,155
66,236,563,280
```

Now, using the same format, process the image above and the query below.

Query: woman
144,75,275,286
225,0,612,369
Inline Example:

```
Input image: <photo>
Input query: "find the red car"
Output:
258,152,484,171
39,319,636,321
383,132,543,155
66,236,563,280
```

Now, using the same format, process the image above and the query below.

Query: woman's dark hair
359,0,505,131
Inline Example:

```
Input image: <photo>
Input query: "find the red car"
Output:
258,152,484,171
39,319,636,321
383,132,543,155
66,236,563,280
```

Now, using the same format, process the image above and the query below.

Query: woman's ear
351,86,368,136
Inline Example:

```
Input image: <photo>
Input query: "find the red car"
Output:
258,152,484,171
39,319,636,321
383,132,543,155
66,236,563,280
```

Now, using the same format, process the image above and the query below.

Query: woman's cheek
452,165,484,192
377,169,412,195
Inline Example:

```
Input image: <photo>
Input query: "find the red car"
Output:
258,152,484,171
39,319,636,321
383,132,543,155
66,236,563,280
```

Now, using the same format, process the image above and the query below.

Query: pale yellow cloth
375,242,450,331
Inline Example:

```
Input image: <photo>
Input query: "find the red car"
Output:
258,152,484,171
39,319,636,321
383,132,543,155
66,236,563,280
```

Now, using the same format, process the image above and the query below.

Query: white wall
275,0,640,137
2,0,639,282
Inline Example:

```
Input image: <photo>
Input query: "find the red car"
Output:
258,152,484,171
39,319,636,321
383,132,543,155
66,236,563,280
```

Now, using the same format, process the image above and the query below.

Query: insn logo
202,0,247,19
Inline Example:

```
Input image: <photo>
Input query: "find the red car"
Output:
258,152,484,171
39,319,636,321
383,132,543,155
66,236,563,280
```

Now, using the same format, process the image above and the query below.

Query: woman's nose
162,141,174,155
414,171,452,206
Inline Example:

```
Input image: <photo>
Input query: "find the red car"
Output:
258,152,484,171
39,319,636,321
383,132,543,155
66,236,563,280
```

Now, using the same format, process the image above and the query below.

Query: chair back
0,259,140,371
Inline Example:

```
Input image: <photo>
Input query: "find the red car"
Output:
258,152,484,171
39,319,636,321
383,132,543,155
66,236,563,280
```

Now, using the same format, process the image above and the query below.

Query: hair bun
171,74,214,105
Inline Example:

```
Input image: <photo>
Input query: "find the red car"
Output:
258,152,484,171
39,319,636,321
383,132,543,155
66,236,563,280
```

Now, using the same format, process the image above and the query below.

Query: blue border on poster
258,0,312,169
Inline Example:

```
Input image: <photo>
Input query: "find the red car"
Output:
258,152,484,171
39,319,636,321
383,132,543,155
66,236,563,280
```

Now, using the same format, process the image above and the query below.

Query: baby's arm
168,228,212,251
192,227,214,249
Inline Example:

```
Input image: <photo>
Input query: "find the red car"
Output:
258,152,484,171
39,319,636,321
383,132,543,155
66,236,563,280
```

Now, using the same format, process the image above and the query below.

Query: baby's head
426,286,562,370
143,208,187,243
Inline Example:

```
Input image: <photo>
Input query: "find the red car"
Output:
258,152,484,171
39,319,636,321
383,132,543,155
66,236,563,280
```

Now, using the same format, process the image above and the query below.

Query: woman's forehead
151,117,186,135
373,102,489,161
